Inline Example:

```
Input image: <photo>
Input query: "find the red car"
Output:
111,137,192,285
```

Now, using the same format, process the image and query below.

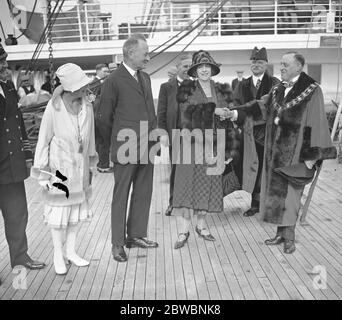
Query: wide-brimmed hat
0,43,8,60
250,47,268,62
55,63,92,92
187,50,221,78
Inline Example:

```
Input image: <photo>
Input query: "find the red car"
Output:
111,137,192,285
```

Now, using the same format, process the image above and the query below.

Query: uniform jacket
96,63,157,164
233,72,280,193
0,80,32,184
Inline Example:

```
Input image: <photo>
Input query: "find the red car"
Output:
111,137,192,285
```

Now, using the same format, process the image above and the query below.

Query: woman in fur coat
172,50,240,249
31,63,98,274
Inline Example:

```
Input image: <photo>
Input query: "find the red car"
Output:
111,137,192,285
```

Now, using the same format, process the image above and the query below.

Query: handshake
215,107,237,121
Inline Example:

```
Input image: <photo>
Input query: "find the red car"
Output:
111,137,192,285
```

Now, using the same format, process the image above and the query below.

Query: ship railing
40,1,341,43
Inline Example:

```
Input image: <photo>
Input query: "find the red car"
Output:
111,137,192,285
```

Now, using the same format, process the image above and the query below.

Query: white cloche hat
55,63,92,92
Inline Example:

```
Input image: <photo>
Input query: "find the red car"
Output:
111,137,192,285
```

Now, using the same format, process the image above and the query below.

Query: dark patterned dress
172,81,225,215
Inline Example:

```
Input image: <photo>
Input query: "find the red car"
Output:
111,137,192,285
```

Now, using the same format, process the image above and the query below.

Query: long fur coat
176,79,241,165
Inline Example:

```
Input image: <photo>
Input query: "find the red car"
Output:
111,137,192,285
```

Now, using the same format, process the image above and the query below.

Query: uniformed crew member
0,43,46,276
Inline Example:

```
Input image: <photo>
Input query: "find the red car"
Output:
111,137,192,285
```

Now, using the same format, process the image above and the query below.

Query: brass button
20,137,22,140
6,128,9,132
15,115,18,118
9,152,13,155
18,126,21,130
4,117,6,121
21,148,24,151
8,140,11,144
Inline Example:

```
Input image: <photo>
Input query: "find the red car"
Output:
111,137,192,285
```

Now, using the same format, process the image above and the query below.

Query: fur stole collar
273,72,317,105
177,80,233,104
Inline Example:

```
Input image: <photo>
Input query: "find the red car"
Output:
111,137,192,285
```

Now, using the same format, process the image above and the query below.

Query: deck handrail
32,1,342,43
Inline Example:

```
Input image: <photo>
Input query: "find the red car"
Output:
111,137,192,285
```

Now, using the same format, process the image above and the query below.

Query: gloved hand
38,180,53,190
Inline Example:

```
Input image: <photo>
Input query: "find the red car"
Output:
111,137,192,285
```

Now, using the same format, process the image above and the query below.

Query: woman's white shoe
51,229,68,275
65,225,89,267
65,254,89,267
54,252,67,275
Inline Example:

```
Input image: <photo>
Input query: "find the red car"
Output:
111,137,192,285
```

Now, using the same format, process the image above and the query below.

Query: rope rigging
149,0,229,75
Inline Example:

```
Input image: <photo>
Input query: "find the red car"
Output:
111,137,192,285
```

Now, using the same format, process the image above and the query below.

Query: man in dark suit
231,70,244,91
0,43,46,275
157,54,192,216
97,34,158,263
92,63,113,173
233,47,280,217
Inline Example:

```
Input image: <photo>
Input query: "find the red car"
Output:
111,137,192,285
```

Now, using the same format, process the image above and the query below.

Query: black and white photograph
0,0,342,305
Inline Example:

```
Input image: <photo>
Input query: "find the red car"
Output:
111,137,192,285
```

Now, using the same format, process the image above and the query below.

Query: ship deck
0,156,342,300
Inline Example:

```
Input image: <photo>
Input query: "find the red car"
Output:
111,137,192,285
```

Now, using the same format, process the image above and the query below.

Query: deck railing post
76,4,83,42
84,3,90,41
170,2,174,33
274,0,278,35
218,8,222,36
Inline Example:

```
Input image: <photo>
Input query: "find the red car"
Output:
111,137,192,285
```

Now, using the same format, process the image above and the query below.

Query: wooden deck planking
0,159,342,300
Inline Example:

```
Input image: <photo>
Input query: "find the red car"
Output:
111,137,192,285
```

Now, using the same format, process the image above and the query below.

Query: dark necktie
255,79,261,90
136,71,145,95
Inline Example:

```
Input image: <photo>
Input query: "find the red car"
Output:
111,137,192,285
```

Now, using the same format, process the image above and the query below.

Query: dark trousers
111,162,154,246
0,182,30,267
95,125,110,169
276,225,296,241
169,147,176,207
251,141,264,209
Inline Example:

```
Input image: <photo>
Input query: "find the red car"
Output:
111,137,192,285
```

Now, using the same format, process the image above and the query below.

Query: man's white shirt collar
176,76,183,84
284,74,300,97
123,61,137,78
252,73,265,87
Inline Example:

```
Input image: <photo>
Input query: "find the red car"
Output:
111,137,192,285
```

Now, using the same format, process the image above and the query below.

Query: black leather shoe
195,226,215,241
265,235,285,245
112,245,127,262
126,238,159,249
174,232,190,249
165,205,173,216
19,259,46,270
284,240,296,254
243,207,259,217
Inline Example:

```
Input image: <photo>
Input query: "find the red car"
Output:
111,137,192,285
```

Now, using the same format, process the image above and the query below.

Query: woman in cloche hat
31,63,98,275
172,50,240,249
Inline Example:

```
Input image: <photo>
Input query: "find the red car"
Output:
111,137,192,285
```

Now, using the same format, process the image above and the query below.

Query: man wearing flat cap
233,47,280,217
0,43,45,277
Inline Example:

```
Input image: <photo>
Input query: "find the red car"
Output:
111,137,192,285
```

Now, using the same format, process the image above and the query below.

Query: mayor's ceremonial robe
235,72,336,226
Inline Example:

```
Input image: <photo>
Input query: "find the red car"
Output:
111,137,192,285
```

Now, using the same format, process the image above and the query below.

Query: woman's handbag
222,163,241,196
